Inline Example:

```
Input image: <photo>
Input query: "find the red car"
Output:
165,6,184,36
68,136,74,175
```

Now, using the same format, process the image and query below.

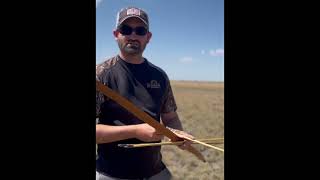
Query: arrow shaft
119,139,224,148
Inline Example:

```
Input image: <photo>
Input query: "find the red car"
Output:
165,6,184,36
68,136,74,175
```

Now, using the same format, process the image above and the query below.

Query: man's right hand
134,123,163,142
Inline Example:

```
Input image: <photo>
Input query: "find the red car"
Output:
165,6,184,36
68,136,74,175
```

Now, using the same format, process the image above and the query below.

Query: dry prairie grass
161,80,224,180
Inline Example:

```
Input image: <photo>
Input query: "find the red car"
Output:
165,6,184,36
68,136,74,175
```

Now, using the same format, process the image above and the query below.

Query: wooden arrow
118,138,224,148
96,80,207,162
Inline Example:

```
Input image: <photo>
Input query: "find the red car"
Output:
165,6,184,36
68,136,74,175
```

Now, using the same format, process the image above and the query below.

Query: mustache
126,40,140,45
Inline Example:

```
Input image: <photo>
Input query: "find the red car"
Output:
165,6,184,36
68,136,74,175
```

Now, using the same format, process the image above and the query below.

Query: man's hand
167,127,195,150
134,123,164,142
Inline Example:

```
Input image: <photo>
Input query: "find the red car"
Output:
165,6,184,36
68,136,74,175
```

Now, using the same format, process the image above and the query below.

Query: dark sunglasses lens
119,25,132,35
135,27,148,36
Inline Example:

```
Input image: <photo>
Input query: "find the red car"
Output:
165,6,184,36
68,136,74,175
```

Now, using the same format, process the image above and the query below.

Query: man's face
114,18,152,55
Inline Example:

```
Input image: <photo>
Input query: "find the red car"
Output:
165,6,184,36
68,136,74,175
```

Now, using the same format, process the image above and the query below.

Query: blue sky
96,0,224,82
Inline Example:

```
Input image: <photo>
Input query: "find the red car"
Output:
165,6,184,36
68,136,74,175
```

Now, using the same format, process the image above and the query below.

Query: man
96,6,192,180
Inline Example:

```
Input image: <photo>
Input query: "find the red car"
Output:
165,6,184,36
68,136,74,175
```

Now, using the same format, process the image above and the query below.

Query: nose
126,32,140,41
129,31,139,38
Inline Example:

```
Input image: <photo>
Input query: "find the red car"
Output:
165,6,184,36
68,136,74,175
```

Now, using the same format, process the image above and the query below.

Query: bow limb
96,80,206,162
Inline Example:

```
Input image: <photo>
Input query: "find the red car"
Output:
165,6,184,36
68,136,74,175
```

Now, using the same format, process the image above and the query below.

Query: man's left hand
167,127,194,150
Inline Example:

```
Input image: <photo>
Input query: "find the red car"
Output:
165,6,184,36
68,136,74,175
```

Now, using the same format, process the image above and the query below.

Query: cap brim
118,15,148,28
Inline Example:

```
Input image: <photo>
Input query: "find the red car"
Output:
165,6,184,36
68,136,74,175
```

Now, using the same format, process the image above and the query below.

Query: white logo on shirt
147,80,160,89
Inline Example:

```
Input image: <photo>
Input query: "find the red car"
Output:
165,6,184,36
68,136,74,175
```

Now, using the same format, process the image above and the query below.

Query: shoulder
146,59,170,81
96,56,119,80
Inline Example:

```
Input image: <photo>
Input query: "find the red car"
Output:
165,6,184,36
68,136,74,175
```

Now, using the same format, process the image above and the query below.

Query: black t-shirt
96,55,177,179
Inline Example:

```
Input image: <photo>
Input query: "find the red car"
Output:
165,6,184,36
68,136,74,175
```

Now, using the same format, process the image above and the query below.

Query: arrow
118,138,224,148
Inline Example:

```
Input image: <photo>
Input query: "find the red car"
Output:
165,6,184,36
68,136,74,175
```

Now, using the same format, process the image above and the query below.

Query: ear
146,31,152,43
113,30,119,40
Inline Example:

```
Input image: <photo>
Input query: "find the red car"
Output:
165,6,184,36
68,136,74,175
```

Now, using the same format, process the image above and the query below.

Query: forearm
161,112,183,131
96,123,164,143
96,124,137,144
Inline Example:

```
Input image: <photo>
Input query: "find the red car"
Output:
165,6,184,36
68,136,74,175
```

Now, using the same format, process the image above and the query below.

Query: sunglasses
118,25,148,36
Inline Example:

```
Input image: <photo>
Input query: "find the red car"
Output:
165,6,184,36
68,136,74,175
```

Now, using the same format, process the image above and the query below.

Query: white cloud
179,57,193,63
201,50,205,55
96,0,103,8
209,48,224,57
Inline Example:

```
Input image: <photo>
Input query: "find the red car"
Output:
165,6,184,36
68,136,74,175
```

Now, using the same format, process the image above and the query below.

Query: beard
118,40,146,55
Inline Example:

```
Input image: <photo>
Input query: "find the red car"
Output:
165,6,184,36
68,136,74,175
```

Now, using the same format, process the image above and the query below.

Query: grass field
161,80,224,180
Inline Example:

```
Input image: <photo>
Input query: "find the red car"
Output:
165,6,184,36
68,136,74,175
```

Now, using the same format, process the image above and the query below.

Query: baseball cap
116,7,149,30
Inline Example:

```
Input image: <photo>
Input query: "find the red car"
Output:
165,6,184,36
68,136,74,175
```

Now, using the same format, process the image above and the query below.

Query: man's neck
119,52,144,64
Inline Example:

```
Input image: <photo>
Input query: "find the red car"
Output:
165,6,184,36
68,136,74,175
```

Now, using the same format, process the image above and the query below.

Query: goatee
124,44,140,54
118,41,145,55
